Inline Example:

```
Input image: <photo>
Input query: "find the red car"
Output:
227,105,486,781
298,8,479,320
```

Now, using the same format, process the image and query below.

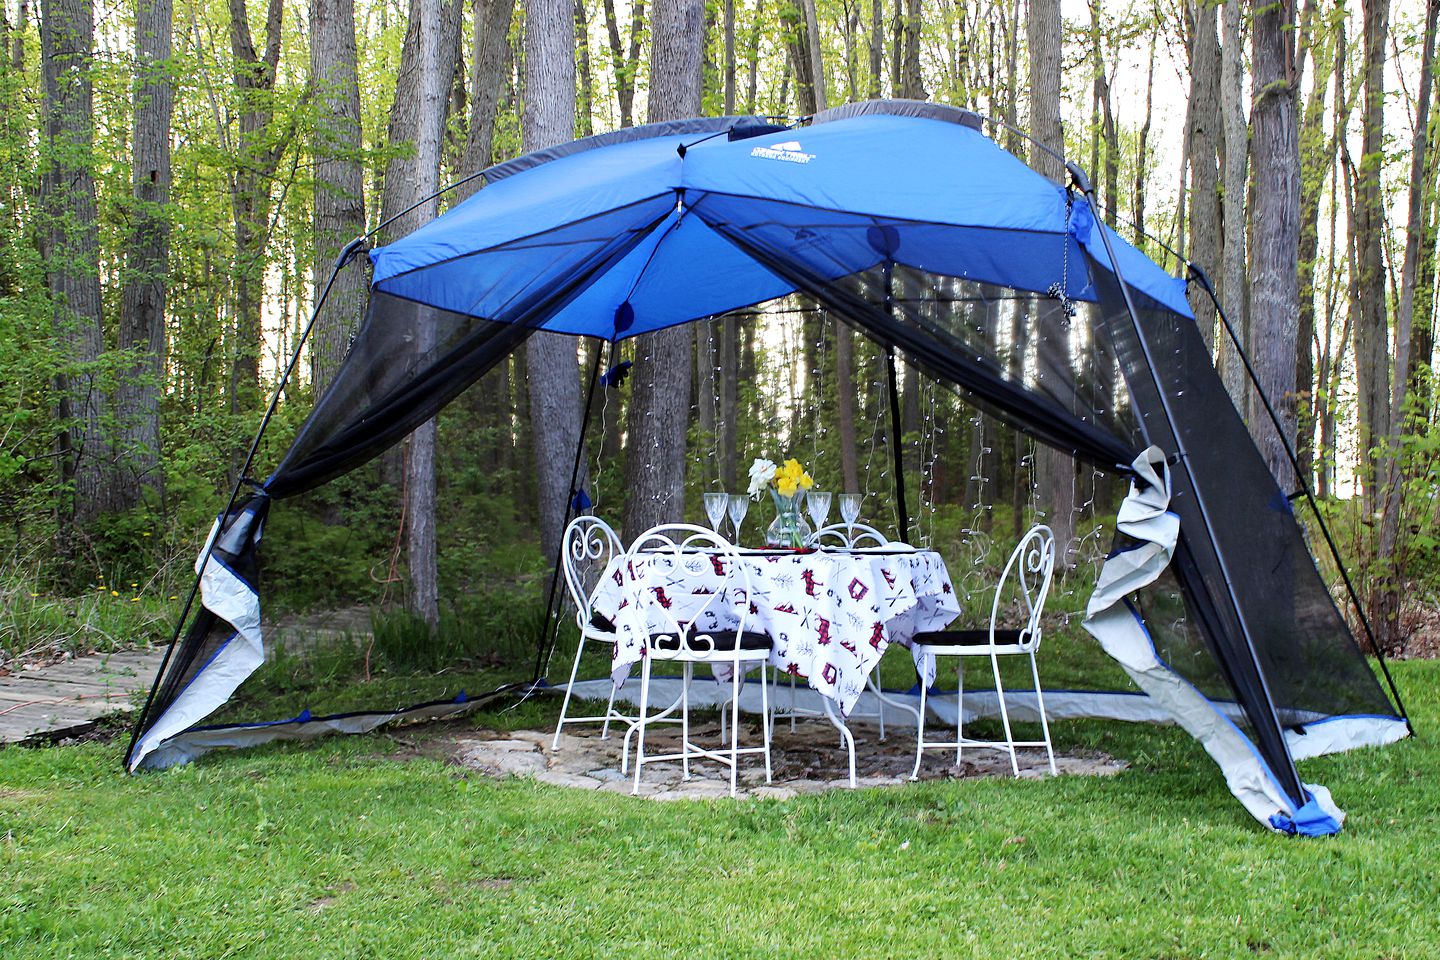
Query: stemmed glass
727,494,749,544
806,490,832,531
704,492,729,533
839,492,863,533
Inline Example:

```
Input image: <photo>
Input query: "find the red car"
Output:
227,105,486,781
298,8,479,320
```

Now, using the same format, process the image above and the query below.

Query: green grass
2,662,1437,959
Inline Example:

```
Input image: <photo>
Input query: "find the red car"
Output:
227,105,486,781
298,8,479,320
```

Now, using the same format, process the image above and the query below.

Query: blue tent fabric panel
372,196,677,322
369,110,1195,332
538,207,796,338
370,133,690,282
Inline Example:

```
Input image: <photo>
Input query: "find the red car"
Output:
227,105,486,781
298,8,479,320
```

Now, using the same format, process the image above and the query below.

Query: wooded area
4,0,1439,659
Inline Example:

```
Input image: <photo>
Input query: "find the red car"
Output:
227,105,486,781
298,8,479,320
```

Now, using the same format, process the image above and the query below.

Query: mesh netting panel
1111,279,1395,727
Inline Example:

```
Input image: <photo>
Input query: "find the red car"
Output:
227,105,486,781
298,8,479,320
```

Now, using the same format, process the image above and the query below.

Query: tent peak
811,99,983,132
485,116,776,185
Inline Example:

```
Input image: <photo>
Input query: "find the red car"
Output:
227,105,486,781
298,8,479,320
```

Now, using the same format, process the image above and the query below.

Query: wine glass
727,494,749,544
806,490,832,530
704,491,729,533
839,492,863,532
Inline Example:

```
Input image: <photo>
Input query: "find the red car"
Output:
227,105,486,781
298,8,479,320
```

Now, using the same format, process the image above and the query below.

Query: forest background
4,0,1439,670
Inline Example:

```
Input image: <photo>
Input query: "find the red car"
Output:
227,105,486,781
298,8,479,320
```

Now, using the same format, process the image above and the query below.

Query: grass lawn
2,661,1436,960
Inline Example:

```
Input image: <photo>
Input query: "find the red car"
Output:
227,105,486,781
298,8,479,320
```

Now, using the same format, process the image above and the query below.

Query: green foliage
0,560,174,661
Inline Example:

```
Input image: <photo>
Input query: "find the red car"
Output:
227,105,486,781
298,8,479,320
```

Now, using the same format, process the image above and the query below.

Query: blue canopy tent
125,100,1408,833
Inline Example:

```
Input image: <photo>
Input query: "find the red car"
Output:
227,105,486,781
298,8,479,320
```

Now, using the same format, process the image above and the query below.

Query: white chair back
621,523,753,661
992,524,1056,651
808,522,890,549
561,515,623,630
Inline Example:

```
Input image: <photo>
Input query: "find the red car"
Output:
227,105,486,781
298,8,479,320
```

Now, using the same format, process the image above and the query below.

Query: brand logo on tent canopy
750,140,815,164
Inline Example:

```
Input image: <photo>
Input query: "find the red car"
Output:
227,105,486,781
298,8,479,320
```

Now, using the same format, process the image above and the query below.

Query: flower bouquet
748,457,815,548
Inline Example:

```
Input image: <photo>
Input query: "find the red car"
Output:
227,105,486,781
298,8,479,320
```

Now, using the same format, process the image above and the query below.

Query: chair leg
681,662,692,782
760,662,772,783
956,658,965,767
788,671,797,733
631,657,652,796
910,674,928,780
729,663,742,797
551,633,586,750
990,651,1019,777
601,676,619,740
1030,651,1057,776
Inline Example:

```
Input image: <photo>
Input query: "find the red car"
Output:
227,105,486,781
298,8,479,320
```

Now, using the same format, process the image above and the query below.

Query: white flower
747,458,776,500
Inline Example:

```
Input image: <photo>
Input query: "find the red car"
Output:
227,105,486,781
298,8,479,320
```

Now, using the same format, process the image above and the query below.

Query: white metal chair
807,522,890,549
618,524,773,797
551,515,629,749
911,524,1058,778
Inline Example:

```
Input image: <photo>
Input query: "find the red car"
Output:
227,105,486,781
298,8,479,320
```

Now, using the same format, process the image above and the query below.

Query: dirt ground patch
442,718,1126,800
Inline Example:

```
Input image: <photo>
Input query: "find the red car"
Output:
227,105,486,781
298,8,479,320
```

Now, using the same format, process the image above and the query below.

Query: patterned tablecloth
592,548,961,716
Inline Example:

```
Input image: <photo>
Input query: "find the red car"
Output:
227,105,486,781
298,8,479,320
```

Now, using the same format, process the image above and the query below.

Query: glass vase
766,489,812,548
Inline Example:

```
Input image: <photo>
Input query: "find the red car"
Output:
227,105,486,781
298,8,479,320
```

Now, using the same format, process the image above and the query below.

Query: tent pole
1073,167,1308,805
1189,265,1413,733
531,341,608,686
124,237,368,771
883,259,911,543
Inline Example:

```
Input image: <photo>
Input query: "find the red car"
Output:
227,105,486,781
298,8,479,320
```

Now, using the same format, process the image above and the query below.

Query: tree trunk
623,0,701,536
800,0,827,109
41,0,107,529
868,0,883,97
835,321,860,492
1133,28,1155,240
1027,0,1075,565
723,0,735,113
1374,0,1439,650
1295,2,1338,484
1353,0,1390,507
379,0,452,626
1248,0,1303,486
575,0,594,137
226,0,288,421
1186,0,1222,352
1218,0,1248,411
115,0,173,510
458,0,514,197
600,0,644,127
901,0,923,98
310,0,366,399
745,0,764,112
525,0,582,559
719,315,739,489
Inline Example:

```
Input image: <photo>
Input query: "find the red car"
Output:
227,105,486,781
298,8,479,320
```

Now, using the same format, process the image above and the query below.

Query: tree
1027,0,1076,564
226,0,288,419
525,0,584,561
1186,0,1222,351
1249,0,1302,484
40,0,107,531
1374,0,1440,648
1218,0,1247,409
309,0,366,398
622,0,702,537
1353,0,1390,505
379,0,456,626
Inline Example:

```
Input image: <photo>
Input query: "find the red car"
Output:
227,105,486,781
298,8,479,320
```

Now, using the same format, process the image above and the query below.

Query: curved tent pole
124,236,370,771
1187,265,1413,732
1070,163,1308,806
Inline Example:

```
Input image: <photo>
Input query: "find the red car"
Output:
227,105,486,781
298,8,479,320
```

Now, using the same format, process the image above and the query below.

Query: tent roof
369,101,1193,339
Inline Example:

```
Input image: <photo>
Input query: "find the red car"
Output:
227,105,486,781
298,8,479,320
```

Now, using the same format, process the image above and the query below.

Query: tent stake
1073,165,1308,806
124,237,368,771
1188,264,1413,734
531,341,608,686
